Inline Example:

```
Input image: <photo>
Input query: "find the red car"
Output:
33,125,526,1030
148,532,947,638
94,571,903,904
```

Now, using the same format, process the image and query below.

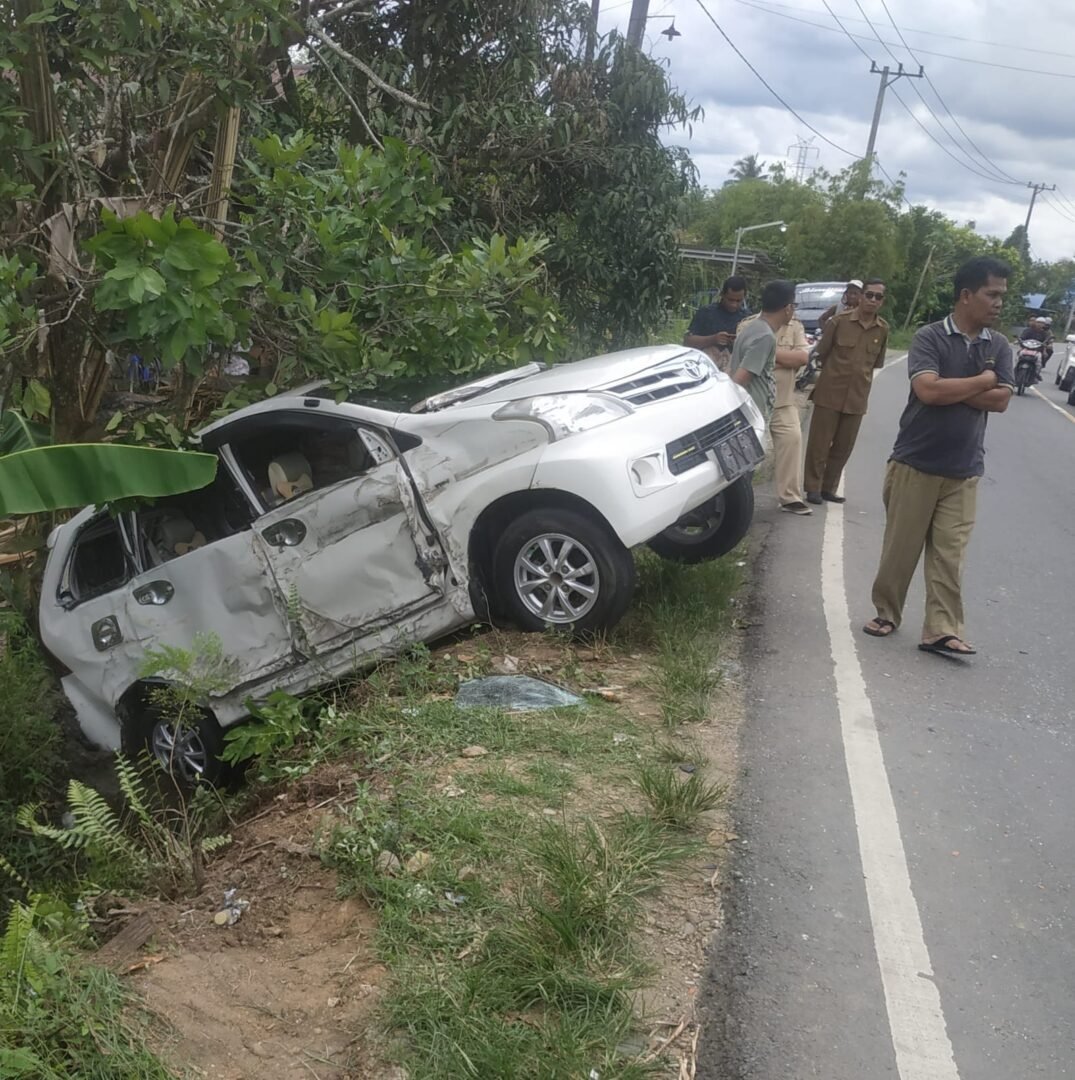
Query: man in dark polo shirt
684,276,749,371
803,277,889,504
863,256,1015,657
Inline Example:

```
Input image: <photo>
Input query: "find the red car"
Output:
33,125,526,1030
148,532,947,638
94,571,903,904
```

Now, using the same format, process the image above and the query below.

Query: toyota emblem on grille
684,359,705,380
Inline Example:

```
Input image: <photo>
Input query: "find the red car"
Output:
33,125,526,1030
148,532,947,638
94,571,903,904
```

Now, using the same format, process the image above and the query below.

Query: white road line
1030,385,1075,426
821,502,961,1080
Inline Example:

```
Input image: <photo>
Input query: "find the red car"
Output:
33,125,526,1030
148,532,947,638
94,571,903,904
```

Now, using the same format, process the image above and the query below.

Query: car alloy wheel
513,533,600,624
151,720,211,785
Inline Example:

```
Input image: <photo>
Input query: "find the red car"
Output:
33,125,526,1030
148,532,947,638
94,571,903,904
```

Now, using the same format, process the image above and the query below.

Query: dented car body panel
40,344,763,753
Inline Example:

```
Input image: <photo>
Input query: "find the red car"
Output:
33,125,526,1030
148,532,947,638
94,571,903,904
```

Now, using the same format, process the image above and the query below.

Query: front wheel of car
647,474,755,564
122,698,226,788
1061,368,1075,393
492,508,636,636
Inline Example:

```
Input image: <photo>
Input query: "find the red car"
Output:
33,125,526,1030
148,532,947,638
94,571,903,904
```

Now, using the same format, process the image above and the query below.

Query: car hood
462,345,699,405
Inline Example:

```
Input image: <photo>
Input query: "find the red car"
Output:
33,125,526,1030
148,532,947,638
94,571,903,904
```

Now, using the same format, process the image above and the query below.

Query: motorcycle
1014,338,1044,396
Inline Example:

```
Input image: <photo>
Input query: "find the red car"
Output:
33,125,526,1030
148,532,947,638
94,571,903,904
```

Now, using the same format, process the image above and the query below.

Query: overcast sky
597,0,1075,262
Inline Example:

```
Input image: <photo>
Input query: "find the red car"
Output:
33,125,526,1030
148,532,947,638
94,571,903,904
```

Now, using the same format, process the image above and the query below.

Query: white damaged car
39,345,764,782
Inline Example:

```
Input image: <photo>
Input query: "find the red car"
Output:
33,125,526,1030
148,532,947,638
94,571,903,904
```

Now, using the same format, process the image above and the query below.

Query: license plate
711,429,763,481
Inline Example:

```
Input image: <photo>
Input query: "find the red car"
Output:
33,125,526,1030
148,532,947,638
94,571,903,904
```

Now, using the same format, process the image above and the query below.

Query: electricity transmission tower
787,137,819,183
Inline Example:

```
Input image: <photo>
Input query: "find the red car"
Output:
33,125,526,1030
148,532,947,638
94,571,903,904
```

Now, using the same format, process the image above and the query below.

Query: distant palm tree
728,154,768,182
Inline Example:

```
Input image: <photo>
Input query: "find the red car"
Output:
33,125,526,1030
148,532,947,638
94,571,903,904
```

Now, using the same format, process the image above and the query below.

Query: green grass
636,763,727,830
887,325,916,351
377,814,690,1079
621,550,741,727
0,901,176,1080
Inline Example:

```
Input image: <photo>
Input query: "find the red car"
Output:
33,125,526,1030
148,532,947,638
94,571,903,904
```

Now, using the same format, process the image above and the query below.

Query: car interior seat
267,451,314,504
150,513,207,562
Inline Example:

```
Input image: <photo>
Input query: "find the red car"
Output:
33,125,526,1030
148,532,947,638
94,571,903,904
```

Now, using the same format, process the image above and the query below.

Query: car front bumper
531,380,764,549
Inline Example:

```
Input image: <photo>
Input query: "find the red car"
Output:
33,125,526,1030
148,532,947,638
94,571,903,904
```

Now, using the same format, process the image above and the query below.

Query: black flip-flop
918,635,976,657
863,618,896,637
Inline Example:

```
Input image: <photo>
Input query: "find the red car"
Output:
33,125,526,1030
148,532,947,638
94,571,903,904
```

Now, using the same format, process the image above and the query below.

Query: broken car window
60,515,129,604
228,415,380,510
135,462,255,568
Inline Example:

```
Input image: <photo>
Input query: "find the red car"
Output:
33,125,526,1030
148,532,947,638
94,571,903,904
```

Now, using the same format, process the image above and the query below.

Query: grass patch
622,549,741,726
378,814,691,1079
0,900,175,1079
636,763,727,830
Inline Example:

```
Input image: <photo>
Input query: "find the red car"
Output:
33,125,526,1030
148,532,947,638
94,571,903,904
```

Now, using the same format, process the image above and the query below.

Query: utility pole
585,0,600,62
863,61,924,178
787,137,819,184
1023,182,1056,259
626,0,648,49
903,244,935,330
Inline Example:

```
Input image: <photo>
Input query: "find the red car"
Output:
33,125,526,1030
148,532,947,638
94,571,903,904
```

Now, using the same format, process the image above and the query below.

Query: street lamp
731,220,787,275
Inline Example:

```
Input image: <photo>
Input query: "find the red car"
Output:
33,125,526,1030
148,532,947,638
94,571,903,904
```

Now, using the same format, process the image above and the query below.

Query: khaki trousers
770,400,806,505
871,461,978,639
804,404,863,495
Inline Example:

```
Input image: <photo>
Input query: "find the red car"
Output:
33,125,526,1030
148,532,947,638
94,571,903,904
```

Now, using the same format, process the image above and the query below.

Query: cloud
599,0,1075,259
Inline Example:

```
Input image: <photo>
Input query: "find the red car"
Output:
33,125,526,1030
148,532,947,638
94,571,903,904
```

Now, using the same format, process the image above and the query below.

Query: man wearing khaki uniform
742,312,813,514
804,280,889,504
863,257,1014,657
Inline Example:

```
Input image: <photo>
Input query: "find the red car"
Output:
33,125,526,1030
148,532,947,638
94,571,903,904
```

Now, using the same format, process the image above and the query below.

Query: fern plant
18,755,230,898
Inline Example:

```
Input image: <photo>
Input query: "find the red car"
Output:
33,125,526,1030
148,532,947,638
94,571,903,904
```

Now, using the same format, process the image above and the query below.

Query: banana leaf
0,410,50,455
0,444,217,515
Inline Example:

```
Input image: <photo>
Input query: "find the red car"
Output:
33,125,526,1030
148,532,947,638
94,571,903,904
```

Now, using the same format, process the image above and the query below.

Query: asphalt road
697,352,1075,1079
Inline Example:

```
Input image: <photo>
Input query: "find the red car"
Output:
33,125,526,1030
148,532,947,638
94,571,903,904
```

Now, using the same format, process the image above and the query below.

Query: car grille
601,356,711,405
666,408,753,475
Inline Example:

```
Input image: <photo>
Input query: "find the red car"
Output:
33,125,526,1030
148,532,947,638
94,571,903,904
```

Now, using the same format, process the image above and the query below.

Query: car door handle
133,580,175,606
262,519,307,548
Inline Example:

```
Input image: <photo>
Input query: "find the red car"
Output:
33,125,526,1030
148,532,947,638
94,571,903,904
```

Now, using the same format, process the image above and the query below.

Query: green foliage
0,255,38,359
679,163,1034,329
222,691,320,780
237,134,563,390
0,442,217,514
18,755,230,898
0,899,174,1079
87,208,257,372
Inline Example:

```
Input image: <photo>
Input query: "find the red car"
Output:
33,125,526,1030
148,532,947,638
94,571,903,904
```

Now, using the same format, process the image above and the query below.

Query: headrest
268,452,313,501
157,515,206,557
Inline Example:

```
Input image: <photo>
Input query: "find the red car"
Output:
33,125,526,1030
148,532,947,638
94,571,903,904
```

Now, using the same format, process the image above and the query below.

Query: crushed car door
122,463,296,692
230,415,448,657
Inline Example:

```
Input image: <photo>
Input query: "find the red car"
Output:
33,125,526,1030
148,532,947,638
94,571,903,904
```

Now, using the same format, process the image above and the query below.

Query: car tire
1061,369,1075,393
647,474,755,565
1068,385,1075,407
121,695,226,788
491,508,636,635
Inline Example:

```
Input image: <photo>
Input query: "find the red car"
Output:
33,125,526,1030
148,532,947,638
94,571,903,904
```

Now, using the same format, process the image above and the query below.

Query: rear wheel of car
492,508,636,635
1061,368,1075,393
122,696,226,788
1068,384,1075,407
647,474,755,564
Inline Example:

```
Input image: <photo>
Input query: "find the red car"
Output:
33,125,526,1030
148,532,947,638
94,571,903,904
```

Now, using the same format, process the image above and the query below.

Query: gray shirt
890,316,1015,479
728,316,776,419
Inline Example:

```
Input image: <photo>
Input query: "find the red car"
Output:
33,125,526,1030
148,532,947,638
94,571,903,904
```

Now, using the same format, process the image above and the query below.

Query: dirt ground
110,621,746,1079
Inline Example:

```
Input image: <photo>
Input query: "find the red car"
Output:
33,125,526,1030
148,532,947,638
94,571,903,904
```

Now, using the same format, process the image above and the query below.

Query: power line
1040,193,1075,228
743,0,1075,61
728,0,1075,80
874,0,1025,187
820,1,1027,188
1053,189,1075,220
691,0,857,158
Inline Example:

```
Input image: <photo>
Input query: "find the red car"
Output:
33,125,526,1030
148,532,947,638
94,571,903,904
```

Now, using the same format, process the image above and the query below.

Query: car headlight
493,393,633,440
738,393,765,431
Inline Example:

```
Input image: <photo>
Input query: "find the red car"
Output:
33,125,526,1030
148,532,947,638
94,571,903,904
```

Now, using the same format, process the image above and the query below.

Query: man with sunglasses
803,278,889,505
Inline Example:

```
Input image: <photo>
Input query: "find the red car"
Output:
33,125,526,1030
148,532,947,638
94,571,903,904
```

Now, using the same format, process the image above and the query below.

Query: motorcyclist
1015,317,1051,382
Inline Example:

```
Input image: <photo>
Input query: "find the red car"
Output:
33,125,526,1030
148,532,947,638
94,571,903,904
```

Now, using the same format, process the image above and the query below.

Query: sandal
918,635,976,657
863,618,896,637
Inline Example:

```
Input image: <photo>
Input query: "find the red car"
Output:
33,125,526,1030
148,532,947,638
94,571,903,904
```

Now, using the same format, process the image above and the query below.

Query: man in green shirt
727,279,798,420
